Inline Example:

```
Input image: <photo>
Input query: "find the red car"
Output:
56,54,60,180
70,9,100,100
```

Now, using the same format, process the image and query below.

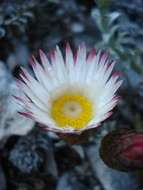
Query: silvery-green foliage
92,0,143,77
92,3,129,55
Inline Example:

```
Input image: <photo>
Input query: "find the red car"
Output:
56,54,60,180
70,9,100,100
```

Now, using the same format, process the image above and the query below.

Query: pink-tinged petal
65,42,71,54
97,112,113,124
29,56,51,91
74,48,78,64
18,80,49,113
73,44,87,82
20,68,30,81
80,42,86,53
114,80,123,92
112,71,123,78
39,123,74,134
87,48,96,63
83,111,113,132
86,112,113,131
16,78,27,88
20,67,49,99
18,111,34,119
65,42,75,82
105,74,120,90
85,123,101,130
39,49,48,66
39,49,52,75
102,111,113,120
19,67,37,86
65,43,74,68
99,80,122,108
30,56,44,79
29,56,45,81
115,95,122,102
102,110,113,120
104,60,116,81
29,56,35,67
106,60,115,69
38,123,77,134
39,125,60,133
56,46,65,65
94,53,110,81
49,49,56,65
12,95,28,105
100,100,117,113
81,114,110,132
54,46,67,81
109,95,121,105
20,67,33,84
99,51,108,64
85,51,101,83
31,55,40,68
98,52,109,71
75,43,86,65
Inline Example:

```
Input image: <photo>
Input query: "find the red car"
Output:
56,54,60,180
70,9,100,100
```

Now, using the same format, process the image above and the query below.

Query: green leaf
96,0,111,13
108,12,121,26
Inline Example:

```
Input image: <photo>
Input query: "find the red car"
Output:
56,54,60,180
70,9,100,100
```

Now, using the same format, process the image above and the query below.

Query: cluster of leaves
92,0,143,78
0,0,58,38
0,0,35,38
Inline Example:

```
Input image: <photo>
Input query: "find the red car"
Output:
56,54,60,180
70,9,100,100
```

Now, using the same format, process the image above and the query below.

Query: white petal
18,78,49,112
74,44,87,82
65,43,75,83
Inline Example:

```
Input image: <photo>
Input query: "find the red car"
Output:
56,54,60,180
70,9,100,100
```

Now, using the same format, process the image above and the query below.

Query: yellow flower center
50,93,94,129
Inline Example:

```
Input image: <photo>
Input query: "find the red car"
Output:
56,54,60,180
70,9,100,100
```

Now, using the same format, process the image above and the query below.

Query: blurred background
0,0,143,189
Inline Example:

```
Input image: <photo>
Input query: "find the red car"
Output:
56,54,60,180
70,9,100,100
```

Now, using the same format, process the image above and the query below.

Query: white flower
15,43,122,134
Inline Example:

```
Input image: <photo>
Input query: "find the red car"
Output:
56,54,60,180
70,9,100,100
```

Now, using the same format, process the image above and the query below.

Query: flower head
100,128,143,171
15,43,122,134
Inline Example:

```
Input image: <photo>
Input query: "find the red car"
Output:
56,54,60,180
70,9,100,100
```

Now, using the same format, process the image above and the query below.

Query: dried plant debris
9,129,57,176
